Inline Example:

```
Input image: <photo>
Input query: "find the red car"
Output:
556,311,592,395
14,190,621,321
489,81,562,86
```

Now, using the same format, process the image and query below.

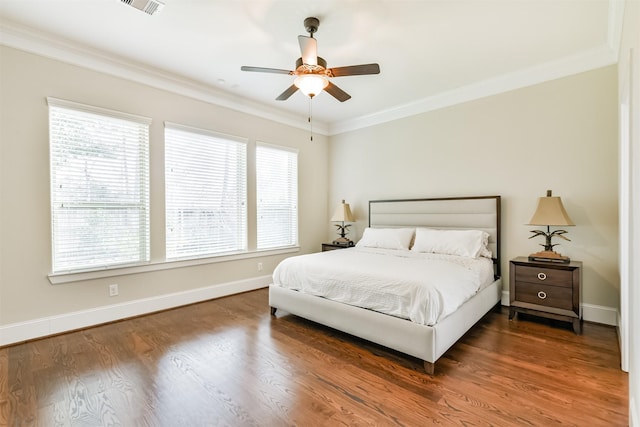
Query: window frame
164,122,248,261
47,97,151,274
46,106,302,285
256,141,299,250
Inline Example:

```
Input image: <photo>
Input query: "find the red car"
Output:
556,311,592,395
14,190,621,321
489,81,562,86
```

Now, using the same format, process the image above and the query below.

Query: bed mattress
271,247,494,326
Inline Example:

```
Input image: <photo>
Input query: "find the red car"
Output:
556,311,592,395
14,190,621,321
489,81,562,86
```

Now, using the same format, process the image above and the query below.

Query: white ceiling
0,0,622,135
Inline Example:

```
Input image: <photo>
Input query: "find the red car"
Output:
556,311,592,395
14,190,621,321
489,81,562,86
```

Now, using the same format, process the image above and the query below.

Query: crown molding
329,44,617,135
0,18,329,135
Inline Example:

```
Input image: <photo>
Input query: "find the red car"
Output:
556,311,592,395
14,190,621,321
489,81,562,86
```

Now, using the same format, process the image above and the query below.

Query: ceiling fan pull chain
308,97,313,142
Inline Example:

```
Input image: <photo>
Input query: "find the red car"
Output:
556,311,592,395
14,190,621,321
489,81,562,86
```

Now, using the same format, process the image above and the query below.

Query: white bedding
271,247,495,326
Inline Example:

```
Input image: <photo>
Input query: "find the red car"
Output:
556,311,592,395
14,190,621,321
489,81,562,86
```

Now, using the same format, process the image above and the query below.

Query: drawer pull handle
537,272,547,281
537,291,547,300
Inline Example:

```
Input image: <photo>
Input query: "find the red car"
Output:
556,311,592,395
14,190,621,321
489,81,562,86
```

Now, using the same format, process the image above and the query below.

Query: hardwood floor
0,288,627,426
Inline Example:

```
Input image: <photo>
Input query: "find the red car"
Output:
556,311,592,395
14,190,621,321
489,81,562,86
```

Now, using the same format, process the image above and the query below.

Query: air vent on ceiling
121,0,165,15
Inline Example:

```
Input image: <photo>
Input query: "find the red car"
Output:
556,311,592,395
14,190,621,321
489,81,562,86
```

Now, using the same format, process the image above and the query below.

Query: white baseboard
631,397,638,427
0,275,271,347
501,291,617,326
2,281,619,347
501,290,510,306
581,303,618,326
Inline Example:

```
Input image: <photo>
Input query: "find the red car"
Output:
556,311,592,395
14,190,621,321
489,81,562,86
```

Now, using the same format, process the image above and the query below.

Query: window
165,123,247,259
256,143,298,249
48,98,150,273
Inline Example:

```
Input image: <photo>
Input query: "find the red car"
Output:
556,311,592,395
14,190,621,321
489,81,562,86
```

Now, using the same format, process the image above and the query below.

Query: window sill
48,246,300,285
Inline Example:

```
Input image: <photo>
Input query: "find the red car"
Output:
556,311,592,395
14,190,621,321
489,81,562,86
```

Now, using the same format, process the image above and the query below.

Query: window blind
48,98,151,273
165,123,247,259
256,143,298,249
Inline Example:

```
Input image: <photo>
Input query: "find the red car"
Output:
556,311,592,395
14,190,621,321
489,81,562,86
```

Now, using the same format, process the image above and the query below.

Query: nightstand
509,257,582,334
321,242,353,252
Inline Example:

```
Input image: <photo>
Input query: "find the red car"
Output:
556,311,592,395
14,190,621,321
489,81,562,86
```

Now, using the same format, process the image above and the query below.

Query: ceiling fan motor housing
296,57,327,73
304,17,320,35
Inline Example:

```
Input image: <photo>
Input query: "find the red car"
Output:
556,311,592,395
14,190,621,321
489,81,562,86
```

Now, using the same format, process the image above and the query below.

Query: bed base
269,278,502,374
270,195,501,374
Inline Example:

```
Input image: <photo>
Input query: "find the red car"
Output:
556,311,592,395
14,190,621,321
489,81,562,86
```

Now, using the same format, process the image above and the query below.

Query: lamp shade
294,74,329,98
528,190,575,226
331,200,355,222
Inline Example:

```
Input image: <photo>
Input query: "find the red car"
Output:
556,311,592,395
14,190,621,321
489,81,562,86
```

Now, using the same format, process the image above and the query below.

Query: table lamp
527,190,575,263
331,199,355,246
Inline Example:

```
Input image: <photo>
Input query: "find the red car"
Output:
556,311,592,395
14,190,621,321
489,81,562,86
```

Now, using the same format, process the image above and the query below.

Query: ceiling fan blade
298,35,317,66
324,82,351,102
276,84,299,101
328,63,380,77
241,66,294,75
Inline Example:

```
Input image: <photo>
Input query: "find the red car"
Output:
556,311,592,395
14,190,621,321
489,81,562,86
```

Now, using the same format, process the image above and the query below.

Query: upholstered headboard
368,196,501,276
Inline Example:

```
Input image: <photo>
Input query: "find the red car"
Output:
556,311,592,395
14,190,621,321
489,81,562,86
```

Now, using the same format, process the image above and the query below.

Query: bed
269,195,502,374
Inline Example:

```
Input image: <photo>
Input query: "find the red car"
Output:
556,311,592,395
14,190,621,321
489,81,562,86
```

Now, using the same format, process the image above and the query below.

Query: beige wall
329,66,619,312
0,46,329,326
0,45,620,332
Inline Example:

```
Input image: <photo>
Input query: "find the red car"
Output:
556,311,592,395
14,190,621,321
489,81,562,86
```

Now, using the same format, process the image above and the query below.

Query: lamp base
332,237,354,247
528,250,570,264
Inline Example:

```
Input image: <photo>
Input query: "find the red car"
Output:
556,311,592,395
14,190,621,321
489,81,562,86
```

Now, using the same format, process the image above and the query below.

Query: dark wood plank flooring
0,288,628,426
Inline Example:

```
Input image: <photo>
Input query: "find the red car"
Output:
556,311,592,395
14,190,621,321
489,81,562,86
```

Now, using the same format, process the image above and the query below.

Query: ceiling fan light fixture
294,74,329,98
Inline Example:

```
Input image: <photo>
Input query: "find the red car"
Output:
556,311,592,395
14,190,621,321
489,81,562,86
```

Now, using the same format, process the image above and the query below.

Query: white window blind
256,143,298,249
165,123,247,259
48,98,151,273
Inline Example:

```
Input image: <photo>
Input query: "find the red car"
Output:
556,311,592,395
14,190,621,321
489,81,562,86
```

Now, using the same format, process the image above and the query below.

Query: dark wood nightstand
509,257,582,334
321,242,353,252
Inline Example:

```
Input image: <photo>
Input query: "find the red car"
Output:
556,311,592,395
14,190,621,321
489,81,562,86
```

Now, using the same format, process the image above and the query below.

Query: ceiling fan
241,17,380,102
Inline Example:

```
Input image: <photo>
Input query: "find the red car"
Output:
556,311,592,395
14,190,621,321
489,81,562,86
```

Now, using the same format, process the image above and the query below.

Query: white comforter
271,247,495,326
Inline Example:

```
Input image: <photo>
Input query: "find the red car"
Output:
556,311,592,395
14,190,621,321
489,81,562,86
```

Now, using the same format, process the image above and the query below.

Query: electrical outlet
257,262,263,272
109,284,119,297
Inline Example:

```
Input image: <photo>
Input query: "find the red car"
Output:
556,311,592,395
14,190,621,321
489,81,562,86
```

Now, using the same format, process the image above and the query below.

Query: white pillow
411,228,491,258
479,246,493,259
356,227,415,250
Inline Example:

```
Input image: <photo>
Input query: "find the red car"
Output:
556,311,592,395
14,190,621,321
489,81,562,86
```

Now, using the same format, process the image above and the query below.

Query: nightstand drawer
514,265,572,288
514,282,573,310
